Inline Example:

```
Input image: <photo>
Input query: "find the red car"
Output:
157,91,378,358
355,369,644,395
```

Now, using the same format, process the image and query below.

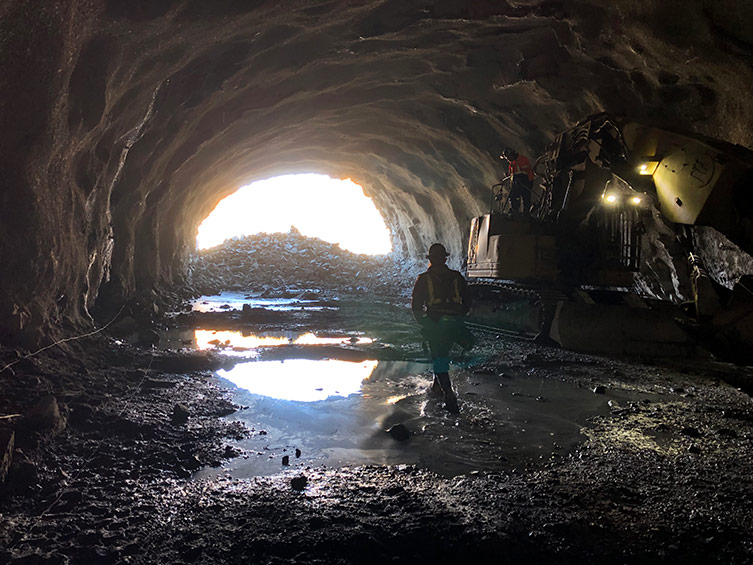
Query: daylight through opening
196,174,392,255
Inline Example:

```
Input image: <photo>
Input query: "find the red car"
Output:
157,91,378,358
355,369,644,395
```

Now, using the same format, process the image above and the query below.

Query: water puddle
218,359,379,402
159,329,373,357
191,292,333,313
197,360,659,479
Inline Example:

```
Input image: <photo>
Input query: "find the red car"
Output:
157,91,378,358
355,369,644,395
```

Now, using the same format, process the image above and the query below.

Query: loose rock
136,329,161,346
681,426,702,438
291,475,308,491
24,395,66,435
0,429,14,483
188,229,412,296
387,423,411,441
172,403,191,425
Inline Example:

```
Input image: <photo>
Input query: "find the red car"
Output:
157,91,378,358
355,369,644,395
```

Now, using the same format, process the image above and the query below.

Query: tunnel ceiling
1,0,752,343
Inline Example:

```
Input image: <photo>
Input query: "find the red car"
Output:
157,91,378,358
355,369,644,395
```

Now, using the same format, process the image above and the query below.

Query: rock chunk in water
593,385,606,394
387,423,411,441
291,475,308,491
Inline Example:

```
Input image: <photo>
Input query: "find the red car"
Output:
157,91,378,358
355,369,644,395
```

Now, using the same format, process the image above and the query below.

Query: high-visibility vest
425,273,463,313
508,154,534,181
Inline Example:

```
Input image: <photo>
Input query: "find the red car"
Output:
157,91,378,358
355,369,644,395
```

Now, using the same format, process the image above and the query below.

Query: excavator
466,113,753,362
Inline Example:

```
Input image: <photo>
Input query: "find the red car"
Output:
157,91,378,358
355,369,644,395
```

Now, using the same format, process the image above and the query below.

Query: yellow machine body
621,122,753,238
467,215,558,281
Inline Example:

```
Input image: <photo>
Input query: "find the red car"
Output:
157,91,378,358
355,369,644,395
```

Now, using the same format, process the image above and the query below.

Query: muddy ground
2,293,753,564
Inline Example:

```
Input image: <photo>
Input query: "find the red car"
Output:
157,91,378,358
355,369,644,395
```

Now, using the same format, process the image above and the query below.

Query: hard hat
503,147,517,159
427,243,449,259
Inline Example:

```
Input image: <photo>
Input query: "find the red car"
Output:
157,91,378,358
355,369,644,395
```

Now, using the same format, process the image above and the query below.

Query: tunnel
2,1,753,563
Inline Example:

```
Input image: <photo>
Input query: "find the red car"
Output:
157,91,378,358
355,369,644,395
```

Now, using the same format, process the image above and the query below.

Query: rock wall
1,0,752,344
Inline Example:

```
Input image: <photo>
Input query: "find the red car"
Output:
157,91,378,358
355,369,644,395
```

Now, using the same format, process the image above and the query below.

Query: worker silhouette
501,147,534,215
411,243,475,413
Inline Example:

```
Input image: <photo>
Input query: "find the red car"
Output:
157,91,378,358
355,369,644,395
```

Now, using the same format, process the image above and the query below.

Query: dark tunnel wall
1,0,752,345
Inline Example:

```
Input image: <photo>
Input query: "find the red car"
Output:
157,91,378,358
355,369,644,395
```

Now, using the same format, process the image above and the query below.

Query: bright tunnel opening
196,174,392,255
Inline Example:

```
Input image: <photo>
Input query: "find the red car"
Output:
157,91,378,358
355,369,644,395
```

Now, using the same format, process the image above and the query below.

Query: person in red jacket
501,147,534,215
411,243,475,413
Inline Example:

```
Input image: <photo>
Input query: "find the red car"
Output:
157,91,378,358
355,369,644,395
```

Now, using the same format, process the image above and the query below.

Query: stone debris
7,450,37,488
291,475,308,491
136,329,161,346
172,403,191,425
387,423,411,441
182,455,202,471
144,379,178,389
108,316,138,337
189,228,414,296
24,395,66,436
0,429,14,483
593,385,606,394
681,426,702,438
281,455,290,466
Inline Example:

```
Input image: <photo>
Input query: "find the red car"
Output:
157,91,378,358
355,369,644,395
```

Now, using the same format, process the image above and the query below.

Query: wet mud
1,294,753,564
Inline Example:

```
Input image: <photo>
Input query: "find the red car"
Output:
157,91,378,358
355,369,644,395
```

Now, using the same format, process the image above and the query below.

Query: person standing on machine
501,147,534,215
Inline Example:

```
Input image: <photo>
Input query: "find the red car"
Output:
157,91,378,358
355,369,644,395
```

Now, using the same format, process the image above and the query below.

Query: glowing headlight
638,161,659,175
630,196,642,205
603,194,618,204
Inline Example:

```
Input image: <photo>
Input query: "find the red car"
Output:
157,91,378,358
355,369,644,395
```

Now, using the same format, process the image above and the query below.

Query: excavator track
467,279,568,338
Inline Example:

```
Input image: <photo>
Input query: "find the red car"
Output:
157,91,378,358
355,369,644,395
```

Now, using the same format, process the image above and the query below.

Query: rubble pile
188,229,416,296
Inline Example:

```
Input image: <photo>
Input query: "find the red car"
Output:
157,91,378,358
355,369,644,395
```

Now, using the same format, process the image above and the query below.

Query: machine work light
638,161,659,175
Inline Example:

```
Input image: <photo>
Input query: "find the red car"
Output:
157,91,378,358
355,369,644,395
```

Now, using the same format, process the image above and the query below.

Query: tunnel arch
2,0,753,344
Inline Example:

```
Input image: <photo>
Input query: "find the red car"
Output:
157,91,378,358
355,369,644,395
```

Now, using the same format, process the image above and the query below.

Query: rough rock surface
189,228,415,296
1,0,753,343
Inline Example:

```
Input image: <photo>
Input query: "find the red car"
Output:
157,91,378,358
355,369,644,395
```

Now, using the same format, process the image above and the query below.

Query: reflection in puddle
291,333,373,346
160,329,373,356
197,330,289,350
218,359,379,402
191,292,329,313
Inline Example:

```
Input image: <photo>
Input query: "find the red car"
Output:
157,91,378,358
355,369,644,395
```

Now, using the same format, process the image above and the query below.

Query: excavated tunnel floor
2,292,753,564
